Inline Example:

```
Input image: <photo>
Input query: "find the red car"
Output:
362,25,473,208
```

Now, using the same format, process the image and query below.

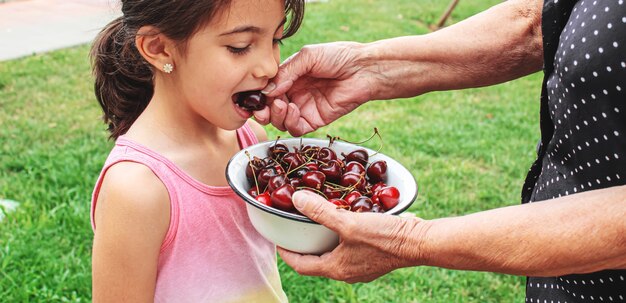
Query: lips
232,90,267,111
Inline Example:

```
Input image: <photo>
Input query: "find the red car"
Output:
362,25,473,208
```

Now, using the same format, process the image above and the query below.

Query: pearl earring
163,63,174,74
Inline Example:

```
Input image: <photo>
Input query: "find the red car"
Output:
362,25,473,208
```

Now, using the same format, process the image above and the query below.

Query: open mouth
232,90,267,112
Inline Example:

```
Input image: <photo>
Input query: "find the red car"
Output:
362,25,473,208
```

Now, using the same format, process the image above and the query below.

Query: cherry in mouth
235,90,267,111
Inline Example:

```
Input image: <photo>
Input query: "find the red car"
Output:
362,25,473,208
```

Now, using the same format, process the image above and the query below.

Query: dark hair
91,1,305,139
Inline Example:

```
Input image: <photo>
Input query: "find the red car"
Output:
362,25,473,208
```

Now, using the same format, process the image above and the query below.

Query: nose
252,46,279,79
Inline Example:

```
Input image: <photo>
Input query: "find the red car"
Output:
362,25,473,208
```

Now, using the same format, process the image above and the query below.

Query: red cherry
378,186,400,211
340,172,366,191
268,143,289,160
343,149,368,166
367,160,388,183
268,174,288,192
322,186,343,199
328,198,350,210
301,171,326,190
248,187,259,197
304,162,319,171
245,157,263,182
319,159,343,183
289,178,303,188
344,191,362,204
257,166,279,189
351,196,373,212
282,152,305,170
344,161,366,175
317,147,337,162
235,90,267,111
255,192,271,206
270,184,296,212
370,181,387,194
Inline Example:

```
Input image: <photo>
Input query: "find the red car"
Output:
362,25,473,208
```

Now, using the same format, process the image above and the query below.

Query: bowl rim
226,138,418,224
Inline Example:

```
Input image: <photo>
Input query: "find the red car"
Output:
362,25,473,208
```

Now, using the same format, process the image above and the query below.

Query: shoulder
95,161,170,233
248,119,268,142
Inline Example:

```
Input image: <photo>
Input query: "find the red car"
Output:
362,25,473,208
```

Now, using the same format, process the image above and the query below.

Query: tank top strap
236,122,260,149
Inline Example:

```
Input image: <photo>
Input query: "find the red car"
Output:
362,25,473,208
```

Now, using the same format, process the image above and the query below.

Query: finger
292,190,346,232
283,103,308,137
252,106,270,125
269,98,288,132
265,50,311,97
277,247,329,277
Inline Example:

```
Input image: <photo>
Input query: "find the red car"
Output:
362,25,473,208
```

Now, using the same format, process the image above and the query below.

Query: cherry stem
245,151,261,195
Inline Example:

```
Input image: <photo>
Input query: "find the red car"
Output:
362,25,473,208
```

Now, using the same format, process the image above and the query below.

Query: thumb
293,190,344,231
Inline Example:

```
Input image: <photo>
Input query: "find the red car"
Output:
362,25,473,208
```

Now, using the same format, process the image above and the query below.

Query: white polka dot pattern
523,0,626,301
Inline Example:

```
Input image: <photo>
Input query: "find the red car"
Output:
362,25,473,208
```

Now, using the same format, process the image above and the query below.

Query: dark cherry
301,171,326,190
344,191,362,204
370,181,387,194
235,90,267,111
370,203,383,213
367,160,388,183
270,184,295,212
322,186,343,200
268,143,289,160
247,187,259,197
340,172,366,191
329,198,350,210
319,159,343,183
343,149,368,166
378,186,400,211
289,178,303,188
288,167,310,179
268,174,288,192
317,147,337,162
351,196,373,212
304,162,319,171
281,152,305,170
301,145,320,158
257,166,280,189
245,157,264,181
256,192,271,206
344,161,366,175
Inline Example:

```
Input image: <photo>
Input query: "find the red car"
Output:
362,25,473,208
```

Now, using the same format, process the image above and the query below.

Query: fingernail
292,191,309,209
261,82,276,94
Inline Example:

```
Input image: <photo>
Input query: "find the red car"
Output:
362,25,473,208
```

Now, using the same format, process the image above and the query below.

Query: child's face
171,0,286,130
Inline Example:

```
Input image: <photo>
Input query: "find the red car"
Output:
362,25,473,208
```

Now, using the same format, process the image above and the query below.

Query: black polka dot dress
521,0,626,301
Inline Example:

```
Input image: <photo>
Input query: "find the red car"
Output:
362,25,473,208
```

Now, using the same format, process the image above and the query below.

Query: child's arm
92,162,170,302
248,119,268,142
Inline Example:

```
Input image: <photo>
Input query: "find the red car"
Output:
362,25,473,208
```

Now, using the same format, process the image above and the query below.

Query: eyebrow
219,18,287,36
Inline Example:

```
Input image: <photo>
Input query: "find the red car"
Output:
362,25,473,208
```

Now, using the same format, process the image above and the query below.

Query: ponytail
90,17,153,139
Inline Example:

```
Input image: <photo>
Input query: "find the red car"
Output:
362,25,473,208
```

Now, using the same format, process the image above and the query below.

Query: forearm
358,0,544,100
415,185,626,276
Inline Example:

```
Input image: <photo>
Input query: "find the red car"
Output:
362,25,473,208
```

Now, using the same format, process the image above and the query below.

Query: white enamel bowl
226,138,418,255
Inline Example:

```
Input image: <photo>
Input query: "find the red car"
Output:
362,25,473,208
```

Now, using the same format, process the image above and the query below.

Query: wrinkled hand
278,190,428,283
254,42,376,137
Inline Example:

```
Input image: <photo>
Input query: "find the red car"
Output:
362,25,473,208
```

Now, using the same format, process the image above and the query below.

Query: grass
0,0,543,301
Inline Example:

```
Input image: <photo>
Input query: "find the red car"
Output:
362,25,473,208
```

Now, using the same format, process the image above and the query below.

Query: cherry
304,162,319,171
378,186,400,211
248,187,259,197
371,203,383,213
270,184,295,212
328,198,350,210
343,149,368,166
322,186,343,200
268,174,288,192
317,147,337,162
282,152,305,170
344,191,362,204
367,160,388,183
345,161,366,175
340,172,366,191
268,143,289,160
301,171,326,190
319,159,343,183
370,181,387,194
257,166,280,189
256,192,271,206
351,196,373,212
289,177,303,188
235,90,266,111
288,167,310,179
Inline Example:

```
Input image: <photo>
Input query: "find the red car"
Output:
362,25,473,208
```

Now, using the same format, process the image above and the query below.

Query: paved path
0,0,120,61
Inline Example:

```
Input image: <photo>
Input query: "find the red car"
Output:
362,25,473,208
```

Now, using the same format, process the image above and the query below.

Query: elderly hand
277,190,429,283
254,42,377,137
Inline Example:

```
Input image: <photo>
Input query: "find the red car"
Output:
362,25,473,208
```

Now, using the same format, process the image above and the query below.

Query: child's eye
273,38,284,46
227,45,251,55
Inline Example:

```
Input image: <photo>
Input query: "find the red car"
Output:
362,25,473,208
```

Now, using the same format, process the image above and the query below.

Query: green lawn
0,0,542,301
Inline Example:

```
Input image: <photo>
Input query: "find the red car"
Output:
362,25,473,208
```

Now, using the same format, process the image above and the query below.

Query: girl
89,0,304,302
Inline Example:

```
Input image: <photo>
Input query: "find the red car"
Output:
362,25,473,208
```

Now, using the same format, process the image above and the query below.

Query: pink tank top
91,123,287,303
